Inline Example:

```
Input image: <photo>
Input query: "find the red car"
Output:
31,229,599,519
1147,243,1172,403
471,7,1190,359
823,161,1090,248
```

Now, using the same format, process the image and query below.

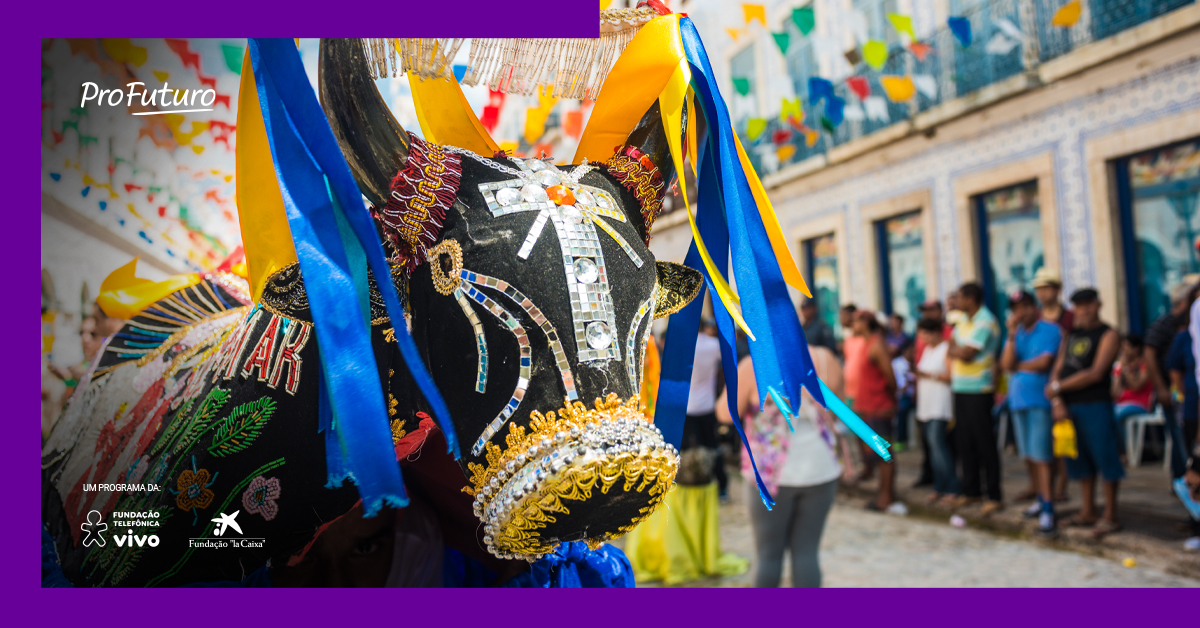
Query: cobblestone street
627,479,1200,588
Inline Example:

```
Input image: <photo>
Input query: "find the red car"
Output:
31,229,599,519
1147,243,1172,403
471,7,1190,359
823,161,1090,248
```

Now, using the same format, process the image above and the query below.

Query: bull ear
607,99,686,244
654,260,703,319
318,38,410,208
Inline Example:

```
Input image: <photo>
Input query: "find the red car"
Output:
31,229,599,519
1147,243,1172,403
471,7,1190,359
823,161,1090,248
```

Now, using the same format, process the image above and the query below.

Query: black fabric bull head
320,38,701,560
40,38,705,586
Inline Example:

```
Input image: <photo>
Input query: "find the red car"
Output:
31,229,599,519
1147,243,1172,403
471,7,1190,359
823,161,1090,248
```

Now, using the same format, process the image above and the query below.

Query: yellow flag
742,4,766,26
236,51,297,303
880,75,916,102
522,86,558,145
1051,1,1082,27
726,27,745,42
776,144,796,163
780,97,802,121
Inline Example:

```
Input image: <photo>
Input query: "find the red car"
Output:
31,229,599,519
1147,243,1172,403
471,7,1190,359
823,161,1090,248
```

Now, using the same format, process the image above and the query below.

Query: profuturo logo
80,81,217,116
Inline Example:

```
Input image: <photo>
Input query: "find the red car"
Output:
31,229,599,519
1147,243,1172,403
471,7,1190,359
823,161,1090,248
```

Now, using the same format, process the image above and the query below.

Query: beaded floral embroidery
172,457,217,523
374,135,462,275
604,145,665,243
242,475,281,521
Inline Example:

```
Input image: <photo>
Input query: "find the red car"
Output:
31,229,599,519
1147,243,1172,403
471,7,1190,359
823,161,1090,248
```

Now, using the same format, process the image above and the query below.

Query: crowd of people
649,268,1200,588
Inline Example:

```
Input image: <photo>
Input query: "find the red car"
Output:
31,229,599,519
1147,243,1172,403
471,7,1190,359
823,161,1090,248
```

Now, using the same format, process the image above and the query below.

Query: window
729,44,758,131
853,0,902,47
1116,138,1200,332
804,233,842,338
974,180,1043,321
875,211,926,334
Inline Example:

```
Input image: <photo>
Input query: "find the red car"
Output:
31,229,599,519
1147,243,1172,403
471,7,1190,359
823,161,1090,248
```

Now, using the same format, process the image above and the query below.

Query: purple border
14,0,1197,623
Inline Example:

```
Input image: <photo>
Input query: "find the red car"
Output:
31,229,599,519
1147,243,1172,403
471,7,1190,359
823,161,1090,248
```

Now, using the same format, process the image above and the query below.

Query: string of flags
734,1,1085,166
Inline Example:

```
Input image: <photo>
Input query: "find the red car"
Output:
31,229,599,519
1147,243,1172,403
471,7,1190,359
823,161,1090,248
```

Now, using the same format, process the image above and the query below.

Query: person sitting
1113,334,1154,423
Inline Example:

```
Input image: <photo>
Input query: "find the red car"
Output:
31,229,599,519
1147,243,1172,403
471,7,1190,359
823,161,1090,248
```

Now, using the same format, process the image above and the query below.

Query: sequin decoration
374,136,462,275
462,284,532,457
625,287,657,391
453,286,489,393
604,145,665,244
459,269,578,402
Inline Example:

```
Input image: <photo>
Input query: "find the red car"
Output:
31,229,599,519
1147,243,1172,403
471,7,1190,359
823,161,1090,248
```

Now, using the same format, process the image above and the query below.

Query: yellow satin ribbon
731,133,811,297
236,51,297,303
574,14,686,164
96,258,201,320
404,47,499,156
659,61,754,340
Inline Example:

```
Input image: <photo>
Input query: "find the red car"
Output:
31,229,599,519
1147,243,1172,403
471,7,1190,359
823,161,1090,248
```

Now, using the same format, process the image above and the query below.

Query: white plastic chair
1125,406,1172,469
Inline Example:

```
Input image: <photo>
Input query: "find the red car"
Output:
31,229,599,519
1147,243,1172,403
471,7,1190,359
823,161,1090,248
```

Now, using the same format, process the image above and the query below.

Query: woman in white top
716,345,842,587
914,318,961,504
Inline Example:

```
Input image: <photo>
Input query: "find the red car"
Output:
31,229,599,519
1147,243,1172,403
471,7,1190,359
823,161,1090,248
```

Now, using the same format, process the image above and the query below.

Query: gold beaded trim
426,239,464,296
465,393,679,558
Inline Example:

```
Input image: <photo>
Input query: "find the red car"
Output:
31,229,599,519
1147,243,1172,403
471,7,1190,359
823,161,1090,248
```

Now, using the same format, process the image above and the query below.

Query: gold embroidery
653,261,704,319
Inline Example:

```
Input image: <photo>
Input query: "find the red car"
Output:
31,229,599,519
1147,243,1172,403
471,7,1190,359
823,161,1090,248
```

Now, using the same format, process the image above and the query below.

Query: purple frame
11,0,1195,622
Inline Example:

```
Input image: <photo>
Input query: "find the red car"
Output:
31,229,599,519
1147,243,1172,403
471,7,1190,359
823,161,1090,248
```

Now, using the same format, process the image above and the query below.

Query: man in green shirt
948,282,1003,514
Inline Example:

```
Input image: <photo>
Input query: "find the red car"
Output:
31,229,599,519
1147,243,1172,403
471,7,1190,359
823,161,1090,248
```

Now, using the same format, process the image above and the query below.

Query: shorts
1065,401,1126,482
864,417,894,462
1010,406,1053,463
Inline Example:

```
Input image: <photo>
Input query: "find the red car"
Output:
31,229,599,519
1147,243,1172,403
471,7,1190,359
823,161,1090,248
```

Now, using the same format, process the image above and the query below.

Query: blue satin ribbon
249,39,460,461
250,40,413,515
676,20,892,461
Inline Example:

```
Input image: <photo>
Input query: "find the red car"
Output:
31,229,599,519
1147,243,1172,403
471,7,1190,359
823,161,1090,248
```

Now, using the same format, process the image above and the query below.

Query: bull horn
618,99,686,242
318,38,410,208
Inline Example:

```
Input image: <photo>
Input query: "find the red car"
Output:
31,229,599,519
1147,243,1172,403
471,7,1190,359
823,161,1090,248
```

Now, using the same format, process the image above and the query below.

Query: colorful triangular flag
743,4,766,26
792,7,815,35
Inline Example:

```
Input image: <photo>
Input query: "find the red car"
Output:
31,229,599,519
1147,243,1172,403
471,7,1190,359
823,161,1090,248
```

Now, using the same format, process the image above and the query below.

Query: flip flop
1091,520,1122,538
1061,514,1098,528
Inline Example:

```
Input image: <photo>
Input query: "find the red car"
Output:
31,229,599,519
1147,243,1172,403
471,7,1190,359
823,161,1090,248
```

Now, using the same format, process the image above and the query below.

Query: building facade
649,0,1200,337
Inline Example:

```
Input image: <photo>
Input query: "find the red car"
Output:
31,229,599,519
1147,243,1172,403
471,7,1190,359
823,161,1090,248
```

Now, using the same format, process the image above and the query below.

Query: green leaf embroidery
207,397,276,457
173,386,230,455
151,397,194,457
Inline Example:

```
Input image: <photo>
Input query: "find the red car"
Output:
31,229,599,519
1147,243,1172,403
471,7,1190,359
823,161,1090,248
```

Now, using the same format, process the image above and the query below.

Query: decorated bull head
320,38,700,559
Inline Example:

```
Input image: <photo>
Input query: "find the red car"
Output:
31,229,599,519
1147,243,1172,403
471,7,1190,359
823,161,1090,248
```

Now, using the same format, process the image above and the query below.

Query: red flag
846,75,871,100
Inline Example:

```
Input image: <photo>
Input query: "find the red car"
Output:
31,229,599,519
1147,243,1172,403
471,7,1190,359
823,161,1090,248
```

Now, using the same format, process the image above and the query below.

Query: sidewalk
842,444,1200,579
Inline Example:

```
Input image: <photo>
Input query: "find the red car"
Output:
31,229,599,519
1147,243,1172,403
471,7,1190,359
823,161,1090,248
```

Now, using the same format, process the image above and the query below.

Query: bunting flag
1052,1,1082,28
824,95,845,127
994,17,1025,41
807,77,834,104
949,17,972,47
912,74,938,99
742,4,766,26
776,144,796,162
779,97,802,121
985,33,1020,55
844,48,862,66
746,117,767,140
802,126,820,147
771,127,793,146
863,40,888,70
864,95,891,121
726,27,745,41
908,41,933,62
243,38,460,516
772,31,791,54
846,75,871,100
733,77,752,96
791,7,815,35
843,101,865,121
523,85,558,144
880,75,916,102
887,13,916,40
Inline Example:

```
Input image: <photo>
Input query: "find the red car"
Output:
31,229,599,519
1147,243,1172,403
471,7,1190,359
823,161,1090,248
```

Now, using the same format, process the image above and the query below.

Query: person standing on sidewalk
1046,289,1124,538
717,346,843,587
913,300,954,488
915,318,959,505
1000,290,1061,537
1034,269,1074,502
800,298,838,357
948,282,1004,515
845,310,899,511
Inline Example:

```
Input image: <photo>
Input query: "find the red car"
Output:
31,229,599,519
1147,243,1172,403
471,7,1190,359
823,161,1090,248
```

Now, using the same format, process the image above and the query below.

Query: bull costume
42,5,890,587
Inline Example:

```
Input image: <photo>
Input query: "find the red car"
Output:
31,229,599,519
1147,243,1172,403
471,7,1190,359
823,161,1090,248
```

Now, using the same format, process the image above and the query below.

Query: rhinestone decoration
574,189,596,206
521,184,548,203
495,187,521,206
586,321,612,349
537,170,563,187
467,395,680,561
526,159,549,172
573,258,599,284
